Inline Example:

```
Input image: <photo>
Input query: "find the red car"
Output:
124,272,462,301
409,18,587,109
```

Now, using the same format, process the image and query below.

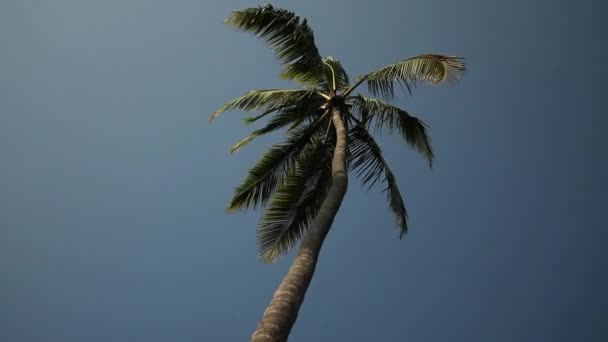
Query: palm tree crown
210,4,465,263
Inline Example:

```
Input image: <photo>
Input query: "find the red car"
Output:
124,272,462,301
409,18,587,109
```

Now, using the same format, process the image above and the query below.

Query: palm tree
210,5,465,341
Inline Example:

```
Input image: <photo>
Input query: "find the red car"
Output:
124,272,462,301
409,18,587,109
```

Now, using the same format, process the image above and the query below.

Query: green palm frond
359,55,465,99
227,118,326,212
349,124,408,236
258,138,333,263
225,4,324,84
351,96,433,167
230,98,326,153
210,89,318,122
321,57,350,93
242,105,290,126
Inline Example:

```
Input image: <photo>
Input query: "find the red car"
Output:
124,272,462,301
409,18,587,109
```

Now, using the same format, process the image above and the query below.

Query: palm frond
230,98,326,153
321,56,350,93
242,105,290,126
210,89,318,122
360,55,465,98
351,96,433,167
225,4,324,84
227,118,326,212
349,124,408,236
257,138,333,263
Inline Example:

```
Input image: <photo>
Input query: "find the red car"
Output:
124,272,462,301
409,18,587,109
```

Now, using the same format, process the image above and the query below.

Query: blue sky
1,0,606,341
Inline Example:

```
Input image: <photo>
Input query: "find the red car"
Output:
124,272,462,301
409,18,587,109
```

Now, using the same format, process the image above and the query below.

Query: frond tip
209,89,317,122
225,4,324,84
349,125,408,236
229,94,326,153
361,54,465,98
351,96,434,168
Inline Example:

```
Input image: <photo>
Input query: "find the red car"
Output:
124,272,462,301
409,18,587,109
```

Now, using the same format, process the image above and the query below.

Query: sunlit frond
349,124,408,236
225,4,324,84
227,118,326,212
359,55,465,98
210,89,318,122
351,96,433,167
257,139,333,263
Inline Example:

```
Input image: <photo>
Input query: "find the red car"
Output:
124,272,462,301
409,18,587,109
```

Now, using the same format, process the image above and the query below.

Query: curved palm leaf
210,89,318,122
359,54,465,99
225,4,324,84
349,124,408,236
258,138,333,263
230,97,326,153
242,104,291,126
227,118,326,212
351,96,434,167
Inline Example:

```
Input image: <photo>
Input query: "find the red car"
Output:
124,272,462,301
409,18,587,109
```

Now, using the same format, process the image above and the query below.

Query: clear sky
1,0,606,341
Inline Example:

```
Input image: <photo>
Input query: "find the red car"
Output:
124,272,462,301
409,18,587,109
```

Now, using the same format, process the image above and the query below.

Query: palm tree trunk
251,106,349,342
